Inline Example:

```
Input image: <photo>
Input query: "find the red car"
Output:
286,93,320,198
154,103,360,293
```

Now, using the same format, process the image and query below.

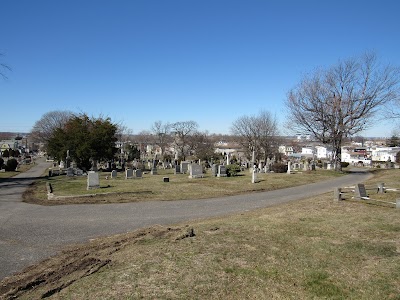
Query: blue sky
1,0,400,137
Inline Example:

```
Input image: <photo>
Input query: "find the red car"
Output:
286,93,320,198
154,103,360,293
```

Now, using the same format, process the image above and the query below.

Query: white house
279,145,294,156
315,146,333,160
370,147,400,162
341,147,371,165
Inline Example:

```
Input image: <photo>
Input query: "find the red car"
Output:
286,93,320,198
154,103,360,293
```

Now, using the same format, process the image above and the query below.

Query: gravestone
59,161,65,169
287,161,291,174
327,163,331,170
174,165,181,174
111,170,117,179
76,169,84,176
217,165,227,177
311,163,316,171
333,188,342,201
181,161,190,174
87,171,100,190
126,169,133,179
211,164,218,177
134,169,142,178
355,183,368,199
377,183,385,194
251,169,258,183
189,164,203,178
66,167,74,177
151,159,158,175
304,161,309,171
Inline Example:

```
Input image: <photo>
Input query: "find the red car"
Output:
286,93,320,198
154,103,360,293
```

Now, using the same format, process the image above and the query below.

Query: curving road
0,158,372,280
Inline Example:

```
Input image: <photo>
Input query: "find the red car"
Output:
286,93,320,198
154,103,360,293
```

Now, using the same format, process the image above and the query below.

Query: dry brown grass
3,194,399,299
3,169,400,299
2,194,400,299
24,168,343,205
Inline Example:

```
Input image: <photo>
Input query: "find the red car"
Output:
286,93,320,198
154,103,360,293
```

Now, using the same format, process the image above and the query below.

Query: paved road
0,158,372,280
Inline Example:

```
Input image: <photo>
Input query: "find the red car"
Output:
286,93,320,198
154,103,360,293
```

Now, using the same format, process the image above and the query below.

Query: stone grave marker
174,165,181,174
355,183,368,199
251,169,258,183
87,171,100,190
134,169,143,178
287,161,291,174
211,164,218,177
76,169,84,176
126,169,133,179
181,161,190,174
111,170,117,179
66,167,74,177
217,165,227,177
189,163,203,178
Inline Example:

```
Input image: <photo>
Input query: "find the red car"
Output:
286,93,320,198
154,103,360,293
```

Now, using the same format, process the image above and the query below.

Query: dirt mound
0,225,180,299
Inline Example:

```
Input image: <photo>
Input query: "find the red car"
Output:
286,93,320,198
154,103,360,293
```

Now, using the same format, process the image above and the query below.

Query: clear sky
1,0,400,137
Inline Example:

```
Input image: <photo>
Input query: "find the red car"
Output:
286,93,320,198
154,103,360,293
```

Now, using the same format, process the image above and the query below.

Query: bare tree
255,111,280,161
171,121,198,160
0,53,11,80
187,130,215,161
231,110,279,164
30,110,74,144
151,120,171,156
134,130,152,159
286,52,400,171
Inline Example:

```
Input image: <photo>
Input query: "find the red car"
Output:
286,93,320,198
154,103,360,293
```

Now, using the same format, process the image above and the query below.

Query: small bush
341,162,350,168
226,164,241,177
271,163,288,173
5,158,18,171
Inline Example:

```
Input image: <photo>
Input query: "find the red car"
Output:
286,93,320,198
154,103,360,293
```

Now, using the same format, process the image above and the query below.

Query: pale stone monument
87,171,100,190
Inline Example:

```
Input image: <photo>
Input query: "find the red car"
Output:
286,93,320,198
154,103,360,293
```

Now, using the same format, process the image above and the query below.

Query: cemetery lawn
3,169,400,299
24,169,344,205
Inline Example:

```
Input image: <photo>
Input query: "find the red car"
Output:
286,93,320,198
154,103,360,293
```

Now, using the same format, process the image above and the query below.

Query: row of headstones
334,183,400,208
174,162,205,178
108,169,143,179
49,167,84,177
287,161,317,173
173,162,228,178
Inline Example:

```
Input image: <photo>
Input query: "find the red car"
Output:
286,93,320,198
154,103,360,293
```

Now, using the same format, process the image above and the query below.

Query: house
341,147,371,165
315,146,332,160
370,147,400,162
279,145,294,156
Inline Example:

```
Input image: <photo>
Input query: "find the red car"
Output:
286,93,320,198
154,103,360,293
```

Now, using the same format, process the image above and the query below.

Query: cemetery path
0,159,372,281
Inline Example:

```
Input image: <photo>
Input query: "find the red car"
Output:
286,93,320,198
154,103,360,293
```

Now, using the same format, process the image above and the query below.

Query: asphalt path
0,158,372,280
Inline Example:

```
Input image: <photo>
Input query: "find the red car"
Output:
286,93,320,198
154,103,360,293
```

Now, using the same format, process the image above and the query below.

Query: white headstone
251,169,257,183
111,170,117,178
287,161,291,174
87,171,99,190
